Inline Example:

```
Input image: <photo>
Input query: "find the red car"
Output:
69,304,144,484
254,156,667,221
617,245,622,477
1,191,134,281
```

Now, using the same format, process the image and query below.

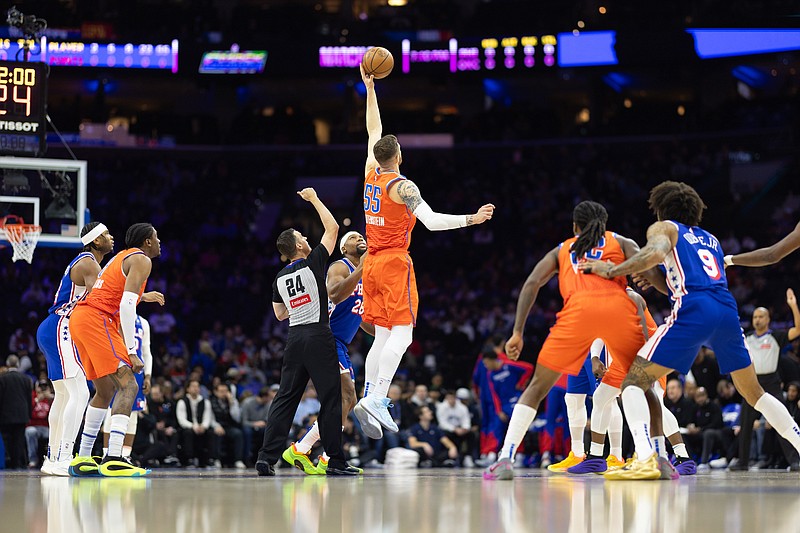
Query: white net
2,224,42,263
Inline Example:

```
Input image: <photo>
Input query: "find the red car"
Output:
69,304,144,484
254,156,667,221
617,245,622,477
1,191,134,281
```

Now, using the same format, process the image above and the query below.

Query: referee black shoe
326,461,361,476
256,460,275,477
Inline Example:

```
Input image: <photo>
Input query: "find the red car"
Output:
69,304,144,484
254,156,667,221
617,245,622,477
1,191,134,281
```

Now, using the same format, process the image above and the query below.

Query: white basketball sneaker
354,400,384,439
40,457,55,475
50,458,72,477
358,395,399,433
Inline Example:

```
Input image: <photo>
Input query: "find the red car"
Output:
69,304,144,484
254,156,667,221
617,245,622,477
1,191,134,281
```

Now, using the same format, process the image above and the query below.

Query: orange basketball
361,47,394,79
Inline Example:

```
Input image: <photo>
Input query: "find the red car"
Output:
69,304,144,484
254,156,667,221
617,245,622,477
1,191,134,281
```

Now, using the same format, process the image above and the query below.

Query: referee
733,288,800,471
256,188,359,476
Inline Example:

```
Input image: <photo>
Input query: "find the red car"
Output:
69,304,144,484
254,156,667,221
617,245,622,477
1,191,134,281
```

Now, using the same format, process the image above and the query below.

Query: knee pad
385,325,413,356
564,393,587,423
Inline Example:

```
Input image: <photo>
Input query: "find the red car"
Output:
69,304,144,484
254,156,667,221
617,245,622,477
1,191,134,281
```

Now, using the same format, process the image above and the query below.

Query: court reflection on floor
30,472,800,533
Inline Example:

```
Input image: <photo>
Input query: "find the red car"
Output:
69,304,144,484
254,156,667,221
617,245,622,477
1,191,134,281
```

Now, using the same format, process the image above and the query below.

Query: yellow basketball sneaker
604,453,661,480
99,456,151,477
605,455,626,471
69,455,102,477
547,451,585,473
282,443,318,475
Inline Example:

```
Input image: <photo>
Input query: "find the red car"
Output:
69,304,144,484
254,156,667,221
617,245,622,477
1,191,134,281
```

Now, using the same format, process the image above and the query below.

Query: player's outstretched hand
579,259,615,279
471,204,495,225
142,291,165,305
130,354,145,374
788,288,797,308
631,273,653,291
360,64,374,90
297,188,318,202
505,332,523,361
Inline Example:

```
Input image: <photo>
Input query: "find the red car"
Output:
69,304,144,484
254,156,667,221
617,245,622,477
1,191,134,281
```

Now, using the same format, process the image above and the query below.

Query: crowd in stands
2,128,799,468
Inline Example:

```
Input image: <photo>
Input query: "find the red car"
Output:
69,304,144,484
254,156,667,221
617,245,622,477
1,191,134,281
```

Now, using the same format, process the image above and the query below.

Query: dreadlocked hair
648,181,706,226
572,201,609,259
125,223,155,249
80,221,102,251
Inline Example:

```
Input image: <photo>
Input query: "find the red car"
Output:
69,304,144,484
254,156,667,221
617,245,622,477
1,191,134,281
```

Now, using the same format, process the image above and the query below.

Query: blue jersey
662,221,727,299
134,316,144,357
48,252,96,316
327,258,364,345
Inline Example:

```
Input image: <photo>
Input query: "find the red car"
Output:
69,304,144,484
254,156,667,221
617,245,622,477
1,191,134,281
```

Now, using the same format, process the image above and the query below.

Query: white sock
79,405,107,457
652,436,667,458
608,401,623,459
103,447,108,456
122,445,132,458
364,326,390,397
621,387,655,460
374,325,412,398
321,452,330,462
499,404,537,460
565,393,587,456
672,443,689,459
755,394,800,453
48,381,68,461
590,441,605,456
295,422,320,454
107,414,130,457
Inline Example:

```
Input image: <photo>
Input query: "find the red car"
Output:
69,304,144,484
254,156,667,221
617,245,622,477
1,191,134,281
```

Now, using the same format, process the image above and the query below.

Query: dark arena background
1,1,799,532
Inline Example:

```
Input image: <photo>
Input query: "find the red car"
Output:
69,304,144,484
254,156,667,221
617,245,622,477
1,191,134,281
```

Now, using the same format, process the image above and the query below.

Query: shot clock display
0,60,47,156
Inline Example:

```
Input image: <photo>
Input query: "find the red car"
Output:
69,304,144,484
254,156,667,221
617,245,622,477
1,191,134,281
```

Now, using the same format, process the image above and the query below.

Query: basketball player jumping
283,230,376,473
68,223,164,477
353,64,495,437
580,181,800,480
36,222,113,476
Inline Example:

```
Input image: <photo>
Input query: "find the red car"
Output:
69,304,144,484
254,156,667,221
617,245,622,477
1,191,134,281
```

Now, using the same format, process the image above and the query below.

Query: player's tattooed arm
581,222,676,279
396,180,423,212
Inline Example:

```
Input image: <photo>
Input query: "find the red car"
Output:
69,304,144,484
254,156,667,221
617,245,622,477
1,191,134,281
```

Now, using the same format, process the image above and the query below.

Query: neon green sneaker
282,444,318,475
69,455,102,477
99,456,151,477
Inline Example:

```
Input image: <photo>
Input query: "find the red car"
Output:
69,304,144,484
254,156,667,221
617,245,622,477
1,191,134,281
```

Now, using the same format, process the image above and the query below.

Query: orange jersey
644,307,658,338
79,248,146,316
557,231,628,303
364,168,417,254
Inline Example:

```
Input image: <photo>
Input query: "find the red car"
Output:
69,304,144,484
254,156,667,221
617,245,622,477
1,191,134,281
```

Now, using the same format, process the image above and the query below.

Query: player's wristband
723,255,734,267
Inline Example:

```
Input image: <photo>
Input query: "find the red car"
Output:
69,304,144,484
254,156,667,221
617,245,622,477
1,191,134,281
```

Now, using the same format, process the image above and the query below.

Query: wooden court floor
2,468,799,533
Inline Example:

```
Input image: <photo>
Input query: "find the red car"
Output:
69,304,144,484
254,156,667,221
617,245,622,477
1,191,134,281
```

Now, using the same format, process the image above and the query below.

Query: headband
339,231,361,253
80,223,108,246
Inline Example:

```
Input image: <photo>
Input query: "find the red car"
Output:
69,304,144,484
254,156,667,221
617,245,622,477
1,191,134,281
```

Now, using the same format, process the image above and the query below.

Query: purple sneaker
673,457,697,476
567,455,607,474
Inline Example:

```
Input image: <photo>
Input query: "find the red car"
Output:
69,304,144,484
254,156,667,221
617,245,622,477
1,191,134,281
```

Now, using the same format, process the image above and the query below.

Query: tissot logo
289,294,311,308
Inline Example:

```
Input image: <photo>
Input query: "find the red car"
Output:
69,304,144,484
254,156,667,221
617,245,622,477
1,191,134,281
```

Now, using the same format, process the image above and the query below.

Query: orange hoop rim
1,223,43,244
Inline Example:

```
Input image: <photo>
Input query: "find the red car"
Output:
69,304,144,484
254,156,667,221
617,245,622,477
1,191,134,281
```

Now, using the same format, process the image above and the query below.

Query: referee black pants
738,372,799,465
258,326,344,465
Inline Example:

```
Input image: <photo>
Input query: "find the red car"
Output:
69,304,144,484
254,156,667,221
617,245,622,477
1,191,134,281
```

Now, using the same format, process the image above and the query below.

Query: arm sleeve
412,201,467,231
590,338,605,359
119,291,140,353
140,317,153,375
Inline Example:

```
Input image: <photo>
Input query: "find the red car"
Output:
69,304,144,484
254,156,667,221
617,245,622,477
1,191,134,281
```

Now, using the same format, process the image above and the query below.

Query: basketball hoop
1,215,42,264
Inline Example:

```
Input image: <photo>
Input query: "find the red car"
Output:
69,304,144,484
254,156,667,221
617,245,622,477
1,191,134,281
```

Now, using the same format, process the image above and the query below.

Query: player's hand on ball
130,354,145,374
788,288,797,308
142,291,165,305
472,204,495,225
505,333,523,361
579,259,615,279
359,64,374,89
297,188,318,202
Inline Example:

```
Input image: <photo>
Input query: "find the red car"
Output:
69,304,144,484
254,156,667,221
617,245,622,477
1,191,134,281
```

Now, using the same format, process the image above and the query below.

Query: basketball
361,47,394,79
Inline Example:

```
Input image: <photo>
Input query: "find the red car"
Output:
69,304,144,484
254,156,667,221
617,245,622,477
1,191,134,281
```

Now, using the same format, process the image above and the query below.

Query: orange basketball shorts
69,305,132,381
362,249,418,328
537,290,645,383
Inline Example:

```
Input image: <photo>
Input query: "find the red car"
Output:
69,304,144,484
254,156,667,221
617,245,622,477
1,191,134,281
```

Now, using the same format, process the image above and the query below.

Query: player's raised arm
389,179,495,231
297,188,339,256
505,247,559,360
727,220,800,268
362,65,381,177
580,221,677,279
